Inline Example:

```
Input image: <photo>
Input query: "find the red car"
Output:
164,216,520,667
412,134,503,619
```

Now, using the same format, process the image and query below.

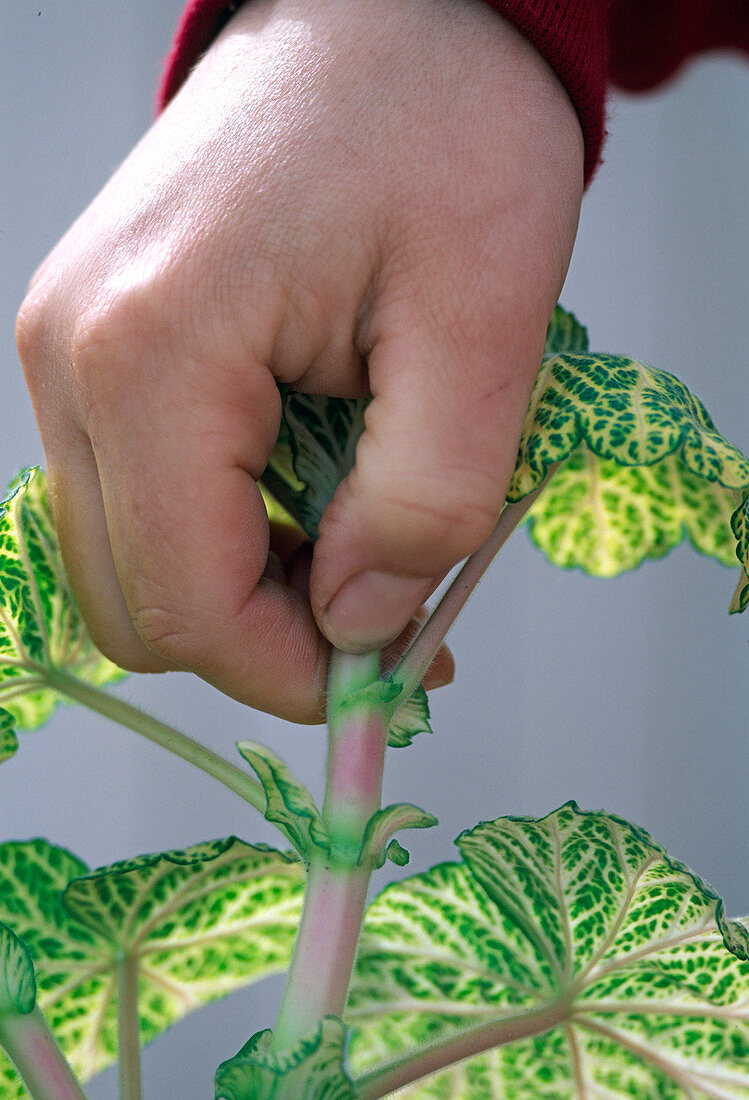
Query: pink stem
0,1008,87,1100
271,650,387,1053
272,859,371,1051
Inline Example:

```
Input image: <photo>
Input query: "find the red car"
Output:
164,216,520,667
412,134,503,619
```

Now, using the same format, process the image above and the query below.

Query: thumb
309,308,545,653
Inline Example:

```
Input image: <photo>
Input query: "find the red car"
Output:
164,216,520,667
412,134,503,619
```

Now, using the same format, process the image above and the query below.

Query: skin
16,0,583,723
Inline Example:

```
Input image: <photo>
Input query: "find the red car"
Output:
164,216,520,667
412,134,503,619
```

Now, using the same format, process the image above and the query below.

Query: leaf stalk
116,953,143,1100
43,668,266,813
354,997,570,1100
391,485,549,706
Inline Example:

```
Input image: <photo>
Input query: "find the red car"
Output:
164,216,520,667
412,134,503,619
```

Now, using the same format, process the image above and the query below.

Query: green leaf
264,387,367,540
347,802,749,1098
385,840,411,867
0,468,124,735
333,675,431,750
544,306,589,355
386,684,433,749
359,804,438,870
0,836,305,1087
0,924,38,1100
0,922,35,1017
260,312,749,588
0,709,18,763
730,499,749,613
510,355,749,578
237,741,329,861
215,1017,357,1100
262,310,586,542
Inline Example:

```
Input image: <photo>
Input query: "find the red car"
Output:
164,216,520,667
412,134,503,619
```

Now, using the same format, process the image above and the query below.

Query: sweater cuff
607,0,749,92
482,2,609,183
158,0,242,109
158,0,609,183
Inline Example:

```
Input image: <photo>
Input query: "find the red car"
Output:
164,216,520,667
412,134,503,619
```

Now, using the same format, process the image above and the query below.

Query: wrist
160,0,606,182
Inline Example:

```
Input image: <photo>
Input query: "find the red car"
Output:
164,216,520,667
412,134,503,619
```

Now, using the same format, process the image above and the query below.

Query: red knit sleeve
607,0,749,92
476,3,609,183
158,0,240,108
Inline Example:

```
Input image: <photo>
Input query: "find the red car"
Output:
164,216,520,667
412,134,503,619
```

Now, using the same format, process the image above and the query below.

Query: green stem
117,954,143,1100
0,1007,88,1100
271,649,386,1053
354,998,569,1100
44,668,265,813
323,651,388,858
391,486,548,706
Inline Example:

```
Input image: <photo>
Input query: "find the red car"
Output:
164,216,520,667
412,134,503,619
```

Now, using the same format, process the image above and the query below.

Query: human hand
16,0,583,722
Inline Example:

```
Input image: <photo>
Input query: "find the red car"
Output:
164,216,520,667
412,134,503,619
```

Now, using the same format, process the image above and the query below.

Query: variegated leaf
0,922,35,1018
386,684,433,749
524,445,746,577
510,355,749,580
264,387,366,541
730,499,749,613
0,710,18,763
359,804,438,870
0,468,124,736
0,837,305,1091
0,924,38,1099
347,803,749,1098
215,1017,357,1100
237,741,329,862
544,306,589,355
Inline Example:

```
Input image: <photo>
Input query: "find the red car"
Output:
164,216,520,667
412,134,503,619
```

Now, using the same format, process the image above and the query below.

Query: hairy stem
44,668,265,813
0,1008,88,1100
323,651,389,858
272,855,371,1051
271,649,387,1052
391,486,549,706
117,954,143,1100
354,998,570,1100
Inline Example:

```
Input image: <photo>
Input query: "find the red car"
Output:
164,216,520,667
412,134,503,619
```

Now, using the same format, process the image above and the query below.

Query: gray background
1,3,748,1096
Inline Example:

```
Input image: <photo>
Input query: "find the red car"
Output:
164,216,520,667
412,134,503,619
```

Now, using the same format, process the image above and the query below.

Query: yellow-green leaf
730,498,749,613
215,1017,357,1100
348,803,749,1098
0,469,124,736
0,837,305,1090
510,355,749,579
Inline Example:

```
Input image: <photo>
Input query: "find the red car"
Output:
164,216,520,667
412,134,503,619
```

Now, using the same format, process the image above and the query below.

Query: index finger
53,350,329,723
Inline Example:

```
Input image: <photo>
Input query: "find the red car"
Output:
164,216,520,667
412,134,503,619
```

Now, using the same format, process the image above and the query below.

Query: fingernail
422,644,455,691
322,571,436,653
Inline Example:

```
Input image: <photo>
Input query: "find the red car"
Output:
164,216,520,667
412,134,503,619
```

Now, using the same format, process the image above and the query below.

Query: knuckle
381,476,500,566
15,283,55,372
129,602,208,669
70,293,139,370
18,274,157,407
82,615,170,675
67,290,161,417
